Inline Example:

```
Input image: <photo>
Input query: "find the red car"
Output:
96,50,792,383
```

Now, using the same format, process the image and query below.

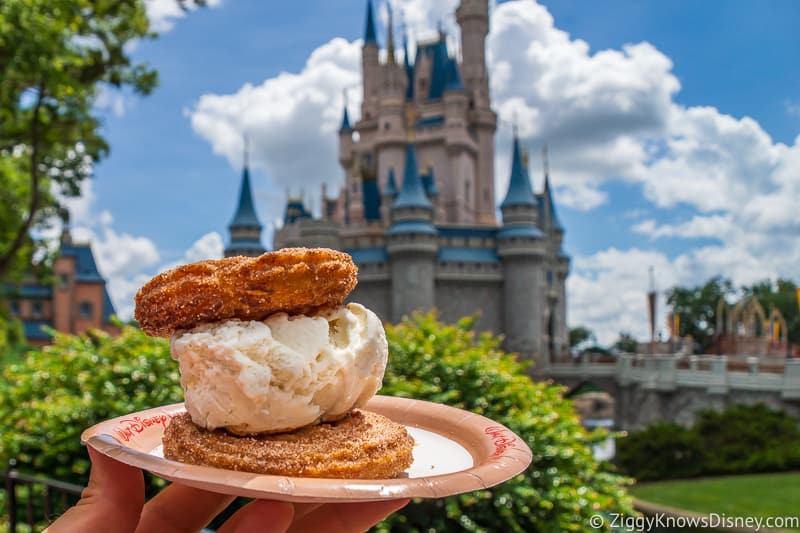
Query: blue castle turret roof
543,172,563,231
500,135,536,208
385,167,397,196
339,105,351,131
229,167,262,228
363,0,377,45
393,143,432,210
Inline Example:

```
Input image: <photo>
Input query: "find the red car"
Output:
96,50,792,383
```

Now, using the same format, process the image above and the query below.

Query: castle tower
540,146,569,361
387,137,437,322
225,148,266,258
498,133,547,368
456,0,497,225
456,0,490,109
361,0,379,122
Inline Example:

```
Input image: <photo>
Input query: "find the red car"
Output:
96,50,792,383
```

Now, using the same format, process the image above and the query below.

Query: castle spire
393,143,432,210
364,0,377,45
339,89,351,131
500,131,535,208
386,2,396,64
542,145,563,231
226,142,265,257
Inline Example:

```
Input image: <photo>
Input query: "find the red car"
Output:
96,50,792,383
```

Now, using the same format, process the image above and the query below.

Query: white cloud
189,37,362,201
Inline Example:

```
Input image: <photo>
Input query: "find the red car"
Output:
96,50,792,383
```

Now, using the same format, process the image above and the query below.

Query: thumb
45,446,145,533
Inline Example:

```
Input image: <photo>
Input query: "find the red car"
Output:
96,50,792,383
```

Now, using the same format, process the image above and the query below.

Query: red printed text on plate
114,414,172,443
484,425,517,460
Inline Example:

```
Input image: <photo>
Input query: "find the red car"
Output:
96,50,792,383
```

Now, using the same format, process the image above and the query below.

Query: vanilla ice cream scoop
170,302,388,434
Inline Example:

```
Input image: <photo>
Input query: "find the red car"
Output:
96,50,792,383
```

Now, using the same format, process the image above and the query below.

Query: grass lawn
632,472,800,527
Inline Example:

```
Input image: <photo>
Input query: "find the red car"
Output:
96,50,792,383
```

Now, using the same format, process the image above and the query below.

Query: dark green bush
614,422,707,481
378,313,633,532
694,403,800,475
616,403,800,481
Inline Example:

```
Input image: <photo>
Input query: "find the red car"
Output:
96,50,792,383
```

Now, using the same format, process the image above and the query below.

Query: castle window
79,301,93,319
384,122,391,130
547,271,554,285
31,301,42,318
10,300,19,316
465,181,471,203
59,273,69,289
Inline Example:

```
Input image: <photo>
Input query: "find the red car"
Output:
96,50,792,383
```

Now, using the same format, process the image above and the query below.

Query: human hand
45,447,408,533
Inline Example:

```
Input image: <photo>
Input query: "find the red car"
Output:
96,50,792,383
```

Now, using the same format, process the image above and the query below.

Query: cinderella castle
224,0,569,370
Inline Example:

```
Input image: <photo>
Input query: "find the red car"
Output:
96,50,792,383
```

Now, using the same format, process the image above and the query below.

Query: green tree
379,313,633,532
569,325,594,348
666,276,735,353
613,332,638,354
0,0,204,283
742,278,800,344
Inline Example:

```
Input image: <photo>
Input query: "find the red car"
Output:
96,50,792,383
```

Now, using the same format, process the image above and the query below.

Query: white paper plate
82,395,531,503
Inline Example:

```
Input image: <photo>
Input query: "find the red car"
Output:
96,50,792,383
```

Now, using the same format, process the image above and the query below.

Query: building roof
339,105,351,131
62,243,104,282
415,115,445,128
414,36,464,100
384,168,397,196
363,0,377,45
497,225,545,239
4,285,52,298
387,220,438,235
103,287,116,323
362,178,381,221
345,247,388,264
283,198,312,224
404,32,414,100
23,320,54,340
393,143,433,210
543,173,564,231
500,135,536,208
444,55,464,92
438,247,498,263
229,167,262,228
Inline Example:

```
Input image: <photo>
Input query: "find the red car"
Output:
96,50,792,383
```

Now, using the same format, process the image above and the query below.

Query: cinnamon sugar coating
163,410,414,479
134,248,358,337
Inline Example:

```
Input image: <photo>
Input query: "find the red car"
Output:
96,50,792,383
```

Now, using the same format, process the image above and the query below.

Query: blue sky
68,0,800,342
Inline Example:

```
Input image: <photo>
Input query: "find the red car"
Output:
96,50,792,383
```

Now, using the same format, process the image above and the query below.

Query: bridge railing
548,353,800,399
2,459,84,532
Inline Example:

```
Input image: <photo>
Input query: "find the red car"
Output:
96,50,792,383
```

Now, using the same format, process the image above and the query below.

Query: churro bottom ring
163,410,414,479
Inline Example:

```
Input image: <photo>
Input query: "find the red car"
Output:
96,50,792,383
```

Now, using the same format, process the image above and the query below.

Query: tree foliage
568,325,594,348
0,0,158,282
378,313,633,532
666,276,735,353
613,332,638,354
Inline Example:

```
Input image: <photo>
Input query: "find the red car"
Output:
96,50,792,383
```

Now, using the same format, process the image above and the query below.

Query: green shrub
615,422,707,481
694,403,800,475
0,324,180,485
616,403,800,481
378,313,633,532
